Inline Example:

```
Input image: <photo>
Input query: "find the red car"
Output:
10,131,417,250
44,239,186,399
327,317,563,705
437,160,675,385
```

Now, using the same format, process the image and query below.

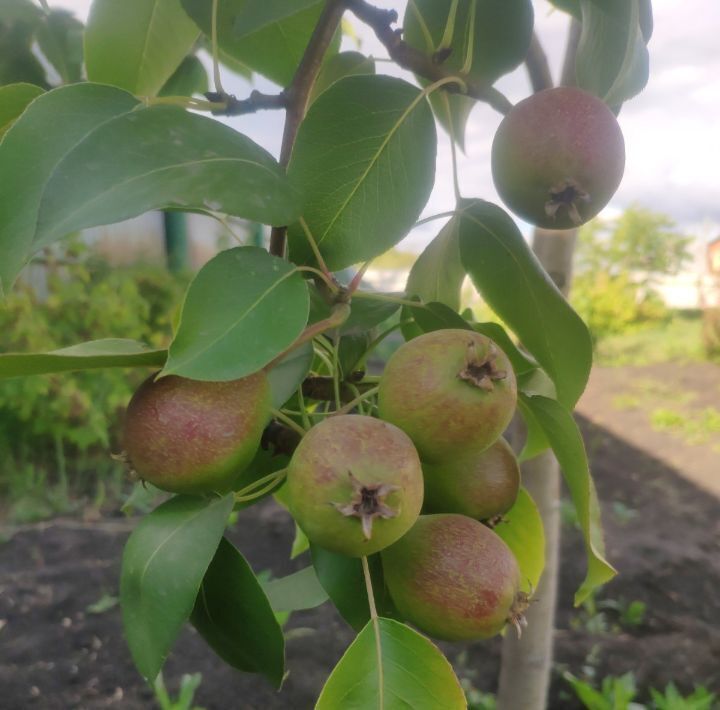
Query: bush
0,242,187,515
571,271,669,341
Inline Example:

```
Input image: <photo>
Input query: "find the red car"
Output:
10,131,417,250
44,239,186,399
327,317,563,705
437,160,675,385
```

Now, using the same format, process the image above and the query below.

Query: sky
51,0,720,255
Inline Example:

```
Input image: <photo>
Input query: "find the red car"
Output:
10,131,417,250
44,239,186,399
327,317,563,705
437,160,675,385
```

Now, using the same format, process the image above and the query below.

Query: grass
595,314,706,367
650,406,720,445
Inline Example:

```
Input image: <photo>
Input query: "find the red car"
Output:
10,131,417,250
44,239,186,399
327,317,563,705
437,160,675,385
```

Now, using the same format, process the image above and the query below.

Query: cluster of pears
289,329,526,641
122,329,528,641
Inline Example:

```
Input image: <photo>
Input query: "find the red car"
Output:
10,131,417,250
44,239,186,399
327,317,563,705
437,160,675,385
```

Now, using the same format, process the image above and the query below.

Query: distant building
708,236,720,275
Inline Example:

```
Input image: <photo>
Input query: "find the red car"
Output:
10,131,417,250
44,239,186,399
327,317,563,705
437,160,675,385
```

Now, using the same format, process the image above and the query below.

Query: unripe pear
377,330,517,462
491,87,625,229
423,437,520,520
123,372,270,494
287,415,424,557
382,514,527,641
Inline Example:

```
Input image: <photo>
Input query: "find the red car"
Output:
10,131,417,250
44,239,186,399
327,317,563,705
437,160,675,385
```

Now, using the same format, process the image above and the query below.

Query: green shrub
571,271,669,341
0,242,187,515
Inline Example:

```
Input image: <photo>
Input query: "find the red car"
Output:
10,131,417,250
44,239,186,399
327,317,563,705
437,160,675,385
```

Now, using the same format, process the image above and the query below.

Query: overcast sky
52,0,720,254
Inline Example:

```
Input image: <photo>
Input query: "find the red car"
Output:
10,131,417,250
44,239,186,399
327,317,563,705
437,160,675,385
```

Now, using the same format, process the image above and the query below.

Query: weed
153,672,205,710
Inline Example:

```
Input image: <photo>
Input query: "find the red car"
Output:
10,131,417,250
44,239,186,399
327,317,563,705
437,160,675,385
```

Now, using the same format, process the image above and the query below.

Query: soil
1,362,719,710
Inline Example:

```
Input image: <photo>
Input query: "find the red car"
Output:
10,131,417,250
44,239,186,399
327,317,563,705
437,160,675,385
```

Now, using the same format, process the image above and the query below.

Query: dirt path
578,362,720,498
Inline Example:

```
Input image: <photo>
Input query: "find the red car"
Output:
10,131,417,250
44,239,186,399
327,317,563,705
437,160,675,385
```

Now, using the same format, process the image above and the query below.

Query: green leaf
35,106,300,247
0,82,42,137
495,486,545,593
0,83,140,293
459,199,592,408
472,321,537,377
0,15,48,88
547,0,580,18
576,0,650,106
522,395,616,604
262,566,329,612
517,395,550,461
287,75,436,270
164,247,309,381
85,0,199,96
0,338,166,378
181,0,332,87
405,0,533,84
311,546,395,632
403,0,533,144
428,91,475,151
309,51,375,104
343,295,400,335
0,0,42,23
290,524,310,559
316,618,466,709
120,494,234,681
406,217,464,311
231,0,319,35
36,9,84,84
309,287,400,336
267,341,313,408
191,537,285,687
410,300,471,334
158,55,208,97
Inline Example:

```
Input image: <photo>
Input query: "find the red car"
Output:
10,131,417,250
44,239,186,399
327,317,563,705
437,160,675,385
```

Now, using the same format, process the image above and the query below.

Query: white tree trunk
496,227,576,710
496,16,582,707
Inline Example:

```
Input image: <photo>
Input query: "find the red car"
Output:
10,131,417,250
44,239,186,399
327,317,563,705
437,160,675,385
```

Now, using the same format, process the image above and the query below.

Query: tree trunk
496,228,576,710
496,18,582,708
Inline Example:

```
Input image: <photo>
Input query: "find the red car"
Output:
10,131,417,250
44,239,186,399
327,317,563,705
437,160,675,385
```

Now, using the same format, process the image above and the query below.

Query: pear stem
361,555,384,710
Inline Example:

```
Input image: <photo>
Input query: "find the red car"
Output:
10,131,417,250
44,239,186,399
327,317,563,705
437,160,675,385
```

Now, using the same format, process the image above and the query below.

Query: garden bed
1,363,719,709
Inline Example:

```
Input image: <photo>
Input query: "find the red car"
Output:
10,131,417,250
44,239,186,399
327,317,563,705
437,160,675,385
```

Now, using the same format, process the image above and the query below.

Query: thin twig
524,32,554,92
205,89,287,116
270,0,347,257
345,0,513,116
263,302,351,372
211,0,225,95
331,385,380,416
361,556,384,710
270,408,308,437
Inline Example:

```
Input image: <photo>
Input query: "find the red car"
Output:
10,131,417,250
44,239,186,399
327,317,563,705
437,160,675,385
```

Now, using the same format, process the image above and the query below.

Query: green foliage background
0,241,186,515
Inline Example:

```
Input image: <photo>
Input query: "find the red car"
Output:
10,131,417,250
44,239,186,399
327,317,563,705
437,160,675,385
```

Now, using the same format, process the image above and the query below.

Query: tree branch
269,0,346,257
524,32,553,93
560,18,582,87
205,89,287,116
345,0,513,115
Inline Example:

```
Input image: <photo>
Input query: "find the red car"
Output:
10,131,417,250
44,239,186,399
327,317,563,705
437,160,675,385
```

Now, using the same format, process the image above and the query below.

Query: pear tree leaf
261,566,329,612
287,75,436,271
120,494,234,681
163,247,309,381
522,395,617,604
403,0,533,146
36,9,84,84
311,546,397,632
85,0,199,95
181,0,334,87
158,55,208,97
0,83,139,294
316,618,466,709
35,106,302,248
459,199,592,408
0,82,43,137
191,538,285,687
0,339,166,378
495,486,545,593
576,0,650,106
